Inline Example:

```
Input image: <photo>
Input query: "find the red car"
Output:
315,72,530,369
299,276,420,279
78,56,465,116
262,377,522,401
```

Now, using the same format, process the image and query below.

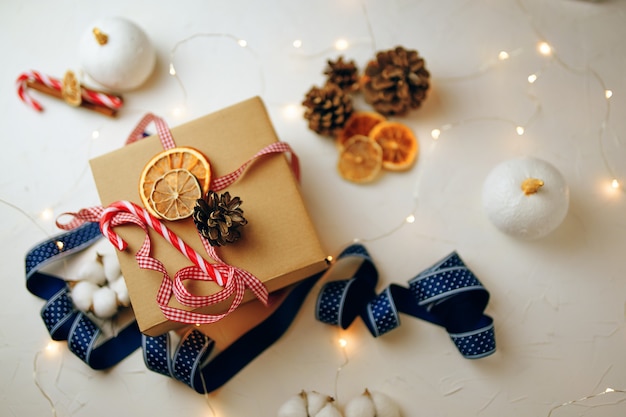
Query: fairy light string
11,2,623,415
546,387,626,417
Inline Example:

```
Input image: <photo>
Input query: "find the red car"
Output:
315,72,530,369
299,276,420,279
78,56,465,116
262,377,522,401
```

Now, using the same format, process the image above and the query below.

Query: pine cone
193,191,247,247
362,46,430,116
302,83,353,137
324,56,359,92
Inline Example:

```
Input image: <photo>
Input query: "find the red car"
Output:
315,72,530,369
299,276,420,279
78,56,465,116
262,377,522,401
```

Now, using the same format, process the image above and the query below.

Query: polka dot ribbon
25,222,142,369
315,244,496,359
25,221,324,391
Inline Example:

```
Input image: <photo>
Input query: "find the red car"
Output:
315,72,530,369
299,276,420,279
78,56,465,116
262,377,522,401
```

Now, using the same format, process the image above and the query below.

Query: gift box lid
90,96,328,336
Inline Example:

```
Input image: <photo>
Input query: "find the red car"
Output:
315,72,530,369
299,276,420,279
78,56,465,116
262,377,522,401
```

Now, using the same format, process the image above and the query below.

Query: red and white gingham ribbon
57,201,269,324
211,141,300,191
100,201,222,285
16,70,123,112
54,112,299,324
125,113,176,149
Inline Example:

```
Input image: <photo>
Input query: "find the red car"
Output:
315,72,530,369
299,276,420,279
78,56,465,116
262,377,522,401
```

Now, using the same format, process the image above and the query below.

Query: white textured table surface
2,1,625,416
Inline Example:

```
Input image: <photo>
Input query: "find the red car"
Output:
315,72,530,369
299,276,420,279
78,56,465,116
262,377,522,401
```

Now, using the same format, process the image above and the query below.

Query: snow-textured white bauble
79,17,156,91
482,157,569,240
71,281,99,312
92,287,118,319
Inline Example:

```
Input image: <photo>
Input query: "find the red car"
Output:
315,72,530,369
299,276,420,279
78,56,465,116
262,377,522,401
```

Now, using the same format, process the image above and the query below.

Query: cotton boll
306,391,334,416
92,287,118,319
316,403,342,417
344,392,376,417
109,276,130,307
101,253,122,284
277,391,308,417
77,261,107,285
370,391,401,417
71,281,99,312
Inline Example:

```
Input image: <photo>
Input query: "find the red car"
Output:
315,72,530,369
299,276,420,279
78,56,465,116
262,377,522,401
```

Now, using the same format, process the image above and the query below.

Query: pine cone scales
324,56,359,92
193,191,247,247
302,83,353,137
362,46,430,116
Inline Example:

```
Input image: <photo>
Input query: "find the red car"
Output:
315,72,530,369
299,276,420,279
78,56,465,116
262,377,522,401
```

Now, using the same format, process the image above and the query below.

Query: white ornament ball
482,157,569,240
79,17,156,91
71,281,99,312
92,287,119,319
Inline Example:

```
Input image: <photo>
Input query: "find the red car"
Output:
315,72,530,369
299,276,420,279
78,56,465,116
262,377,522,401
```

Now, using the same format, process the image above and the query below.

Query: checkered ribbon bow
316,244,496,359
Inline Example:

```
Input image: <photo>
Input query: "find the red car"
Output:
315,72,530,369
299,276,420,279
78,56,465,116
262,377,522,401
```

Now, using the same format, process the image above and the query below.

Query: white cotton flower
101,253,122,284
306,391,334,416
92,287,118,319
344,389,400,417
71,281,99,312
109,276,130,307
277,392,308,417
344,392,376,417
315,403,343,417
277,391,338,417
77,260,107,285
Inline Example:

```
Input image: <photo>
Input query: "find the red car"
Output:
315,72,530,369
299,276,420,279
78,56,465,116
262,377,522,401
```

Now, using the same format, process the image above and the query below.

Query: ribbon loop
25,222,142,370
315,244,497,359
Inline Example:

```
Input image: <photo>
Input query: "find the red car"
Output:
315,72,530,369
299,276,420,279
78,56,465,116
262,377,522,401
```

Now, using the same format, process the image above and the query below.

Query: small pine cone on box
324,56,359,92
193,191,247,247
302,83,353,137
362,46,430,116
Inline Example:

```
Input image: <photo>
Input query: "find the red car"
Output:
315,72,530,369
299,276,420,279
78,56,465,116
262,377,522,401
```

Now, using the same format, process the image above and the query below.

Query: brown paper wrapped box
90,97,328,338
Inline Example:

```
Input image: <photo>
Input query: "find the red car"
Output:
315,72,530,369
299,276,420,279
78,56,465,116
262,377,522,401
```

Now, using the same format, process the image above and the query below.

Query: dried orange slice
368,121,418,171
336,111,386,148
139,147,211,219
150,169,202,221
337,135,383,183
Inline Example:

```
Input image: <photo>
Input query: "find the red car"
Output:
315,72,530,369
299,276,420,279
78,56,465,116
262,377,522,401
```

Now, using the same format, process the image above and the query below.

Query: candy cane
100,200,224,286
16,70,123,112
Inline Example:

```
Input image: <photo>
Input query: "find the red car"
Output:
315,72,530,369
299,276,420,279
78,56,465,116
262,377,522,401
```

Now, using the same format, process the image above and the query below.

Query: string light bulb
334,38,349,51
431,129,441,140
39,207,53,221
611,179,620,189
169,62,177,76
498,51,510,61
538,41,552,56
516,126,525,136
527,74,538,84
237,39,248,47
605,89,613,99
405,214,416,224
292,39,302,48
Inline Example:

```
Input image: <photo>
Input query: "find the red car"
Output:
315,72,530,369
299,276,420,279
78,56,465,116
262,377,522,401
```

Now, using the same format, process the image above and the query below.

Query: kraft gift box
90,96,328,337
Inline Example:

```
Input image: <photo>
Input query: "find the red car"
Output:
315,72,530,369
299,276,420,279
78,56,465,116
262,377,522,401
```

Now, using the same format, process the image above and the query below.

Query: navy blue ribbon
25,222,325,391
315,244,496,359
25,222,142,369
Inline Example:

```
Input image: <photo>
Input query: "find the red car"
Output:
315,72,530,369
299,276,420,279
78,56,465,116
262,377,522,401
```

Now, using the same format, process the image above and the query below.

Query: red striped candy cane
16,70,123,112
100,200,224,286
